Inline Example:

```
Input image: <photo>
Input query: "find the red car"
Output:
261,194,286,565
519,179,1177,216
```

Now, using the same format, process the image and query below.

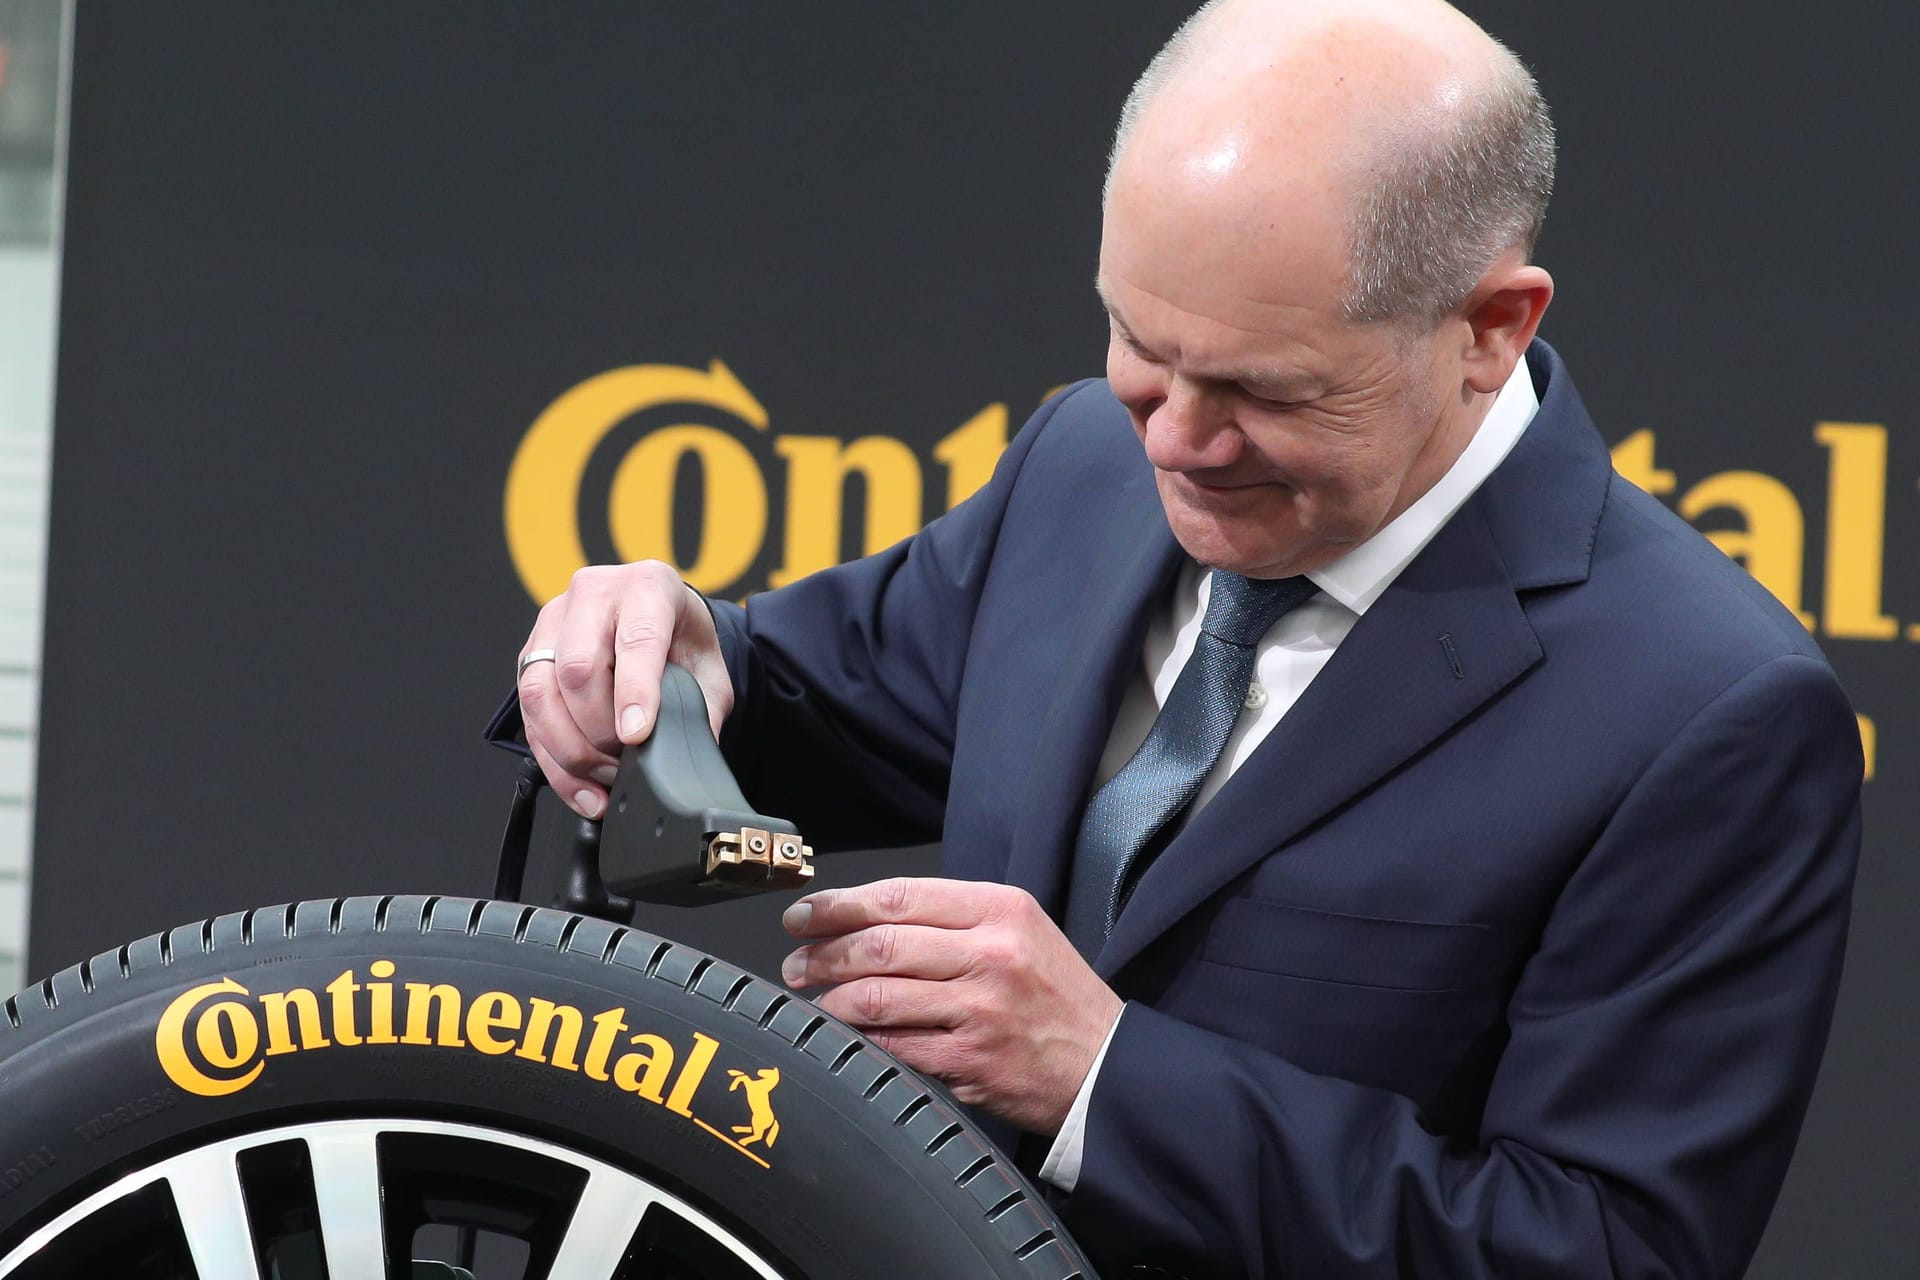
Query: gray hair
1106,1,1230,208
1107,2,1556,325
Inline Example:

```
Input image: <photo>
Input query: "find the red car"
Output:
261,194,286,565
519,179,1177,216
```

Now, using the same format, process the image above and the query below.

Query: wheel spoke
542,1169,659,1279
307,1126,391,1279
167,1147,263,1280
3,1118,787,1280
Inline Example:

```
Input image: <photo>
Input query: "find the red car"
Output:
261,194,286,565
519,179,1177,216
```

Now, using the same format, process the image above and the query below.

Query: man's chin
1165,516,1311,581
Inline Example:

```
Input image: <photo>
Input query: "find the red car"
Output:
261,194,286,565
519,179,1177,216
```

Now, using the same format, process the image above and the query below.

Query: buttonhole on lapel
1439,633,1464,680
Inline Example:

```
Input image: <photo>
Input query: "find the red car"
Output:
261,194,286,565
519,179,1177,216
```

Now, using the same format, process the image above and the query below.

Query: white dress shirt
1040,355,1540,1192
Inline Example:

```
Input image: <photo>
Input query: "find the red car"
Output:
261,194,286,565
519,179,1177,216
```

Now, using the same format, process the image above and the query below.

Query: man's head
1097,0,1556,578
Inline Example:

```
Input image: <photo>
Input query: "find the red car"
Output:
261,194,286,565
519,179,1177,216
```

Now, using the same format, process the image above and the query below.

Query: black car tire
0,895,1095,1279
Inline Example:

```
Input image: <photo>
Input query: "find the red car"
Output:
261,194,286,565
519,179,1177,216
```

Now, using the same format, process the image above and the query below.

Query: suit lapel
1000,479,1184,918
1095,500,1543,978
1088,340,1611,976
987,342,1606,968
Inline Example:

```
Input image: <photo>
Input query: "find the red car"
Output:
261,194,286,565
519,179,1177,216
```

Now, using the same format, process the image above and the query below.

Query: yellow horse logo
727,1067,781,1149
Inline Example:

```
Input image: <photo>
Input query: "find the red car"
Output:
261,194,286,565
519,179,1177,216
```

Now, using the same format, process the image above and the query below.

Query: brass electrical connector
704,826,815,892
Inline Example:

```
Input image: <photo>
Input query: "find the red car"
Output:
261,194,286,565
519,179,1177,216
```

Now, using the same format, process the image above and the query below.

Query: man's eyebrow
1094,280,1138,340
1228,366,1320,397
1094,279,1316,396
1095,287,1166,364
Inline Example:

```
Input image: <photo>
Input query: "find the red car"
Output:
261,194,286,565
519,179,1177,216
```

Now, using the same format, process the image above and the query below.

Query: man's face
1098,164,1467,581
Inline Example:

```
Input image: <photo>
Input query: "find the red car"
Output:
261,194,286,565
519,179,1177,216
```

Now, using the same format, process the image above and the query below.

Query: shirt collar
1305,353,1540,616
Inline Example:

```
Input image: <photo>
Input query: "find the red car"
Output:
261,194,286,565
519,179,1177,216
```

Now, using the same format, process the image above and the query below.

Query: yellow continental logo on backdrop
154,963,783,1168
506,361,1899,776
503,360,1008,603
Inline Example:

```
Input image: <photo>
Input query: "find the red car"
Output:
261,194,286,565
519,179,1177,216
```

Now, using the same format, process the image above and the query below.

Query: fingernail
782,901,811,933
574,790,604,819
589,764,618,786
780,950,806,986
620,704,646,739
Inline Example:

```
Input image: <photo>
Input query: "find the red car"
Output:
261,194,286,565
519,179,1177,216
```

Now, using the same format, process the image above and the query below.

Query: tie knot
1200,571,1316,647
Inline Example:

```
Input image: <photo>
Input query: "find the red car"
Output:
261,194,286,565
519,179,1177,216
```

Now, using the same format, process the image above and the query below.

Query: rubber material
0,897,1096,1279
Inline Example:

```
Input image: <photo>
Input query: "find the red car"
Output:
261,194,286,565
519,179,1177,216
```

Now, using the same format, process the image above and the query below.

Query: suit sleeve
1061,654,1863,1279
706,381,1096,852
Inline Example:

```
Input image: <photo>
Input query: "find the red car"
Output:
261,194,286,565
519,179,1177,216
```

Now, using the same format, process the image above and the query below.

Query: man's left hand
780,877,1123,1136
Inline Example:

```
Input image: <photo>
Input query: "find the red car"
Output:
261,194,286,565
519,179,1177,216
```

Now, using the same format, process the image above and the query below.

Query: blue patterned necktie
1063,570,1319,959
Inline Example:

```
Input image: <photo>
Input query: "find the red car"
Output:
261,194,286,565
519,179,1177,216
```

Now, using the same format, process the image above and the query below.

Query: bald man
509,2,1861,1275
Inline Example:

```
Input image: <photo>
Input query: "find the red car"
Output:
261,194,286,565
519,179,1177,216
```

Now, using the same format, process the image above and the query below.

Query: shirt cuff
1038,1003,1126,1194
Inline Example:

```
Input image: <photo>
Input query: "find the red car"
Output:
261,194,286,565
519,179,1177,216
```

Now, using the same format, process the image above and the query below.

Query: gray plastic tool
493,664,814,918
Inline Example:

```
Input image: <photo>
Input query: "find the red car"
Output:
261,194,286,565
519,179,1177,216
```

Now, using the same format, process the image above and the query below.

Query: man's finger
520,657,618,773
529,739,608,820
606,561,692,745
665,585,733,741
783,877,1018,939
515,602,575,772
781,923,977,990
553,574,621,753
858,1026,965,1084
814,977,964,1032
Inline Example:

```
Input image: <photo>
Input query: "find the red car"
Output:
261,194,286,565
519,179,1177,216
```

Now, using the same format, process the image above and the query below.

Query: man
512,0,1862,1274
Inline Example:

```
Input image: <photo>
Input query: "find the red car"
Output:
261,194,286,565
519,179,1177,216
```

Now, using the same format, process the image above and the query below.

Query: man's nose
1140,377,1240,472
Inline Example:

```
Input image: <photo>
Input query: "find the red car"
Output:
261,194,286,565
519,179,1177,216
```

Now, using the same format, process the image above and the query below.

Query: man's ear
1459,259,1553,395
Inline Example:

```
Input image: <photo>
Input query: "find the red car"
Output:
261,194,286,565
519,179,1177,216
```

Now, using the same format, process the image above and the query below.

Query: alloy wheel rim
0,1117,787,1279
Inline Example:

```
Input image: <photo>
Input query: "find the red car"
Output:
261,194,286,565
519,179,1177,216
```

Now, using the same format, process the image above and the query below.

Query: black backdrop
32,3,1918,1273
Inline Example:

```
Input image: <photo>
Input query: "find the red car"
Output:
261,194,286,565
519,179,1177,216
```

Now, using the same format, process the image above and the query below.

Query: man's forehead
1097,163,1354,324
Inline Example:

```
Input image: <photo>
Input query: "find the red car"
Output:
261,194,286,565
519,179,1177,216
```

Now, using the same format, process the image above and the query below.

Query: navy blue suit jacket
708,342,1862,1278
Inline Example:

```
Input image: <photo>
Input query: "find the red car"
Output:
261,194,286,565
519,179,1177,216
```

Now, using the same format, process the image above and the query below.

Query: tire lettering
151,964,782,1167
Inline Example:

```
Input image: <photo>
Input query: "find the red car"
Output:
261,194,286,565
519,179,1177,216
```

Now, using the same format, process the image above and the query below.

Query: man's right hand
516,560,734,818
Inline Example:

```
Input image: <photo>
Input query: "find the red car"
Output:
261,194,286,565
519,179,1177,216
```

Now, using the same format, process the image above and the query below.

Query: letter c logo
156,977,265,1097
503,361,771,602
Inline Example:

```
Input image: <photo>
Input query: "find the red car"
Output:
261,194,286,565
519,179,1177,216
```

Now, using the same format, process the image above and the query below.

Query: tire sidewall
0,900,1077,1279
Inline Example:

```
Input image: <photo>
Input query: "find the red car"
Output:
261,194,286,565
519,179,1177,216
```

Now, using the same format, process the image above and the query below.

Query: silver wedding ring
517,648,558,678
